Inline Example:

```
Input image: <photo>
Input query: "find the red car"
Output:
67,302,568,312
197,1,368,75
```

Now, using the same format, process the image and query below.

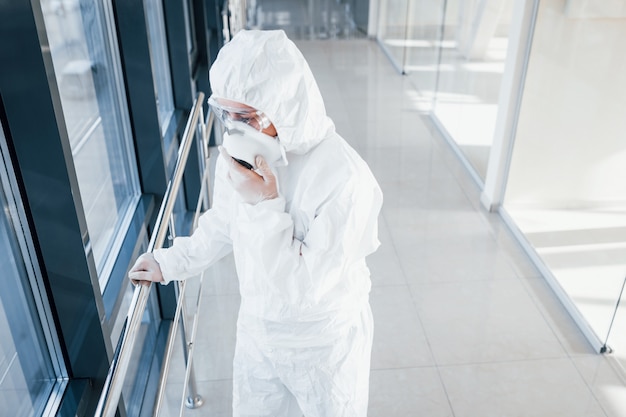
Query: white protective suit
153,30,383,417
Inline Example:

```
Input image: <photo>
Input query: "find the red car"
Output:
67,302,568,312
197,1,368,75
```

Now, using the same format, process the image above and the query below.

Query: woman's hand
128,252,164,286
219,146,278,204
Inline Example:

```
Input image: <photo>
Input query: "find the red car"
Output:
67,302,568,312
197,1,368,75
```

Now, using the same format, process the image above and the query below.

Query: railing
95,92,214,417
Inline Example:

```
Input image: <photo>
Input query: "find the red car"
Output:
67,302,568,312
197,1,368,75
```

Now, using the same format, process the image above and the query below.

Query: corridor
162,38,626,417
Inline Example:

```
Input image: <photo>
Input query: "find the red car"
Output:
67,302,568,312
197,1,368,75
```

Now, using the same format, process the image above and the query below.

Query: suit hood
209,29,335,154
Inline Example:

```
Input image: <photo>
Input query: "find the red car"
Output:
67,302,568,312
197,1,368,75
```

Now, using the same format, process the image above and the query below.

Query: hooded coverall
153,29,383,417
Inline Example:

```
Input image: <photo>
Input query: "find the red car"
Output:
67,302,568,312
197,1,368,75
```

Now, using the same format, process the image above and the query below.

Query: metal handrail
95,91,208,417
153,110,215,416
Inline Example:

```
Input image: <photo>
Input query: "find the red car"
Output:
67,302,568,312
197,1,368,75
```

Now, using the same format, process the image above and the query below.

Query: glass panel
377,0,410,72
503,0,626,362
39,0,140,280
72,121,123,264
144,0,175,132
404,0,446,112
431,0,515,180
0,124,64,416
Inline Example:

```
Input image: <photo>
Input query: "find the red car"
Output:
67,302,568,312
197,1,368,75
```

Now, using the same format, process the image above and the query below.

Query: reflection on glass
0,128,62,416
144,0,175,132
432,0,514,180
39,0,139,278
504,0,626,366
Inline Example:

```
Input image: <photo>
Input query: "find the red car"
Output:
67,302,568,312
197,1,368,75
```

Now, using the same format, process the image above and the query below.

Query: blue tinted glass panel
144,0,175,132
39,0,140,280
0,126,62,417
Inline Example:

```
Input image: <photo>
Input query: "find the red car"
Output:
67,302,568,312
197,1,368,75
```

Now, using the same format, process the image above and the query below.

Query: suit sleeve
153,157,234,283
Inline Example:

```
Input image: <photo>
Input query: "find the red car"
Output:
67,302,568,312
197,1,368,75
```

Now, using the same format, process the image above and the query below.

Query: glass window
144,0,175,132
38,0,140,284
0,123,66,417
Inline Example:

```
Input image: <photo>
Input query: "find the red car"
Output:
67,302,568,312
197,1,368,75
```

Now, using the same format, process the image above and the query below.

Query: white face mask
221,120,287,169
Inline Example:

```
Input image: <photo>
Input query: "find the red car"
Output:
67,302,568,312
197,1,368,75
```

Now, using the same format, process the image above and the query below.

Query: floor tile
410,280,566,365
370,286,434,369
162,379,233,417
573,355,626,417
521,277,598,356
367,215,407,287
397,244,521,285
169,293,239,383
369,368,453,417
439,359,608,417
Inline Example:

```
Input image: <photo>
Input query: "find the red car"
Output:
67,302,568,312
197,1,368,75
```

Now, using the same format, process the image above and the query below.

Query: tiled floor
158,38,626,417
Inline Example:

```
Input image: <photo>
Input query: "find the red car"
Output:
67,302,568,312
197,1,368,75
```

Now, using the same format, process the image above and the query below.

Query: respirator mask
208,96,287,170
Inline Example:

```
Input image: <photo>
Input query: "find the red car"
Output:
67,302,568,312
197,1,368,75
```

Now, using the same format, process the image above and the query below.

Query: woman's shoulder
302,134,378,196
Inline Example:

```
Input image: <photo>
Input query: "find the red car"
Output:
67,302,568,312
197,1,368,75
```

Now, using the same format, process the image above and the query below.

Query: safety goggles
208,96,272,132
